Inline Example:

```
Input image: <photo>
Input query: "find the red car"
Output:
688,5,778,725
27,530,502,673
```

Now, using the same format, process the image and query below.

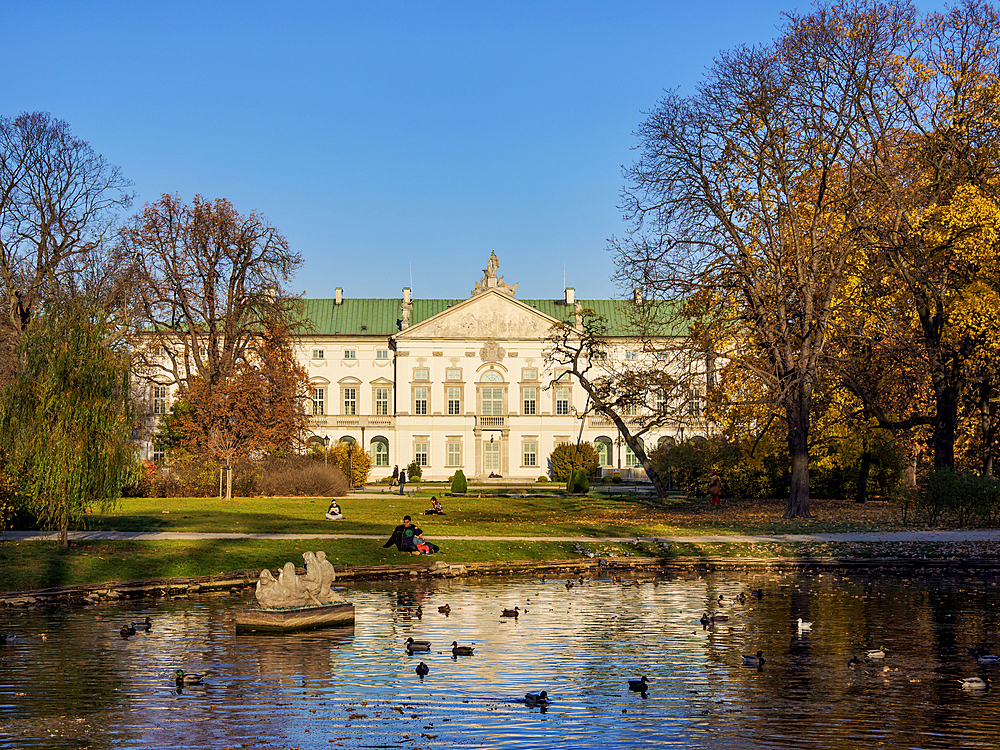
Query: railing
477,415,506,429
307,415,395,429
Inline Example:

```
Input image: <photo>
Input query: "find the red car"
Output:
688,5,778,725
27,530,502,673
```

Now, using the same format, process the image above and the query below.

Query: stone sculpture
254,551,346,609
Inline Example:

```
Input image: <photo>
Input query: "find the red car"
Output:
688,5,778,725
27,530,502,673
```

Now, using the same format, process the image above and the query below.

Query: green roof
299,297,660,337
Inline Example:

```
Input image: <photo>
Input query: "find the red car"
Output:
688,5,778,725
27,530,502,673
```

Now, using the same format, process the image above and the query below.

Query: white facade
297,254,708,481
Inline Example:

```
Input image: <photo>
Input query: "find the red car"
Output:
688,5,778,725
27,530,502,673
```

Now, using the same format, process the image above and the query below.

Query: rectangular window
376,349,390,360
687,388,702,417
522,368,537,381
623,402,638,416
448,387,462,415
523,442,537,467
375,387,390,416
152,446,165,463
152,385,168,415
556,386,570,415
312,349,325,359
414,368,429,381
447,441,462,467
311,387,325,415
626,350,638,361
481,387,503,415
656,390,668,412
414,386,428,415
414,441,429,466
343,387,357,416
522,387,537,415
446,368,462,381
343,349,356,360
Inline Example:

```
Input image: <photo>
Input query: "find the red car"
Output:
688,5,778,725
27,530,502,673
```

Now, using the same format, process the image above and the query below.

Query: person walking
398,467,406,495
708,470,722,509
391,465,399,488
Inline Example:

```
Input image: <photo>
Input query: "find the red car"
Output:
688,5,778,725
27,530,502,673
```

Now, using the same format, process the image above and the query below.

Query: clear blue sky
3,1,947,302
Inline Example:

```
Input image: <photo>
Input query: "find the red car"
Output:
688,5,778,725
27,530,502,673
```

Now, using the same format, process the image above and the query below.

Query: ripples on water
1,569,998,749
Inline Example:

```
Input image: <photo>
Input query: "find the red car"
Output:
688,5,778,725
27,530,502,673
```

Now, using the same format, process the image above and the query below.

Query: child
414,533,431,555
325,500,343,520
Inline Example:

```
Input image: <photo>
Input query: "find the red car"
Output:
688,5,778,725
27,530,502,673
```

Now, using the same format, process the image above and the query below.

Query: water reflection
0,570,998,748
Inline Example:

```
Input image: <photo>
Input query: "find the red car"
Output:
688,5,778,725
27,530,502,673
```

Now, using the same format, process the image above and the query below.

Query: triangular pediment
396,290,564,340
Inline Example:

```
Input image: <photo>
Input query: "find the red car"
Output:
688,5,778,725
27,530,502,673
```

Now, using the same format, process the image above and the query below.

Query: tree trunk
981,378,995,477
226,466,233,502
932,383,959,469
854,450,871,503
784,392,811,519
60,502,69,549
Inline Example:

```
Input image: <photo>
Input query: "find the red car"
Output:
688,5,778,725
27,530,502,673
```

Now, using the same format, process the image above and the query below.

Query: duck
977,654,1000,665
438,604,451,615
415,662,429,677
735,592,746,605
119,625,133,640
123,622,137,636
742,650,765,667
405,637,431,652
0,634,15,644
848,656,860,668
451,641,475,656
565,580,574,590
750,589,764,600
797,618,812,631
525,691,549,706
501,607,520,619
958,677,991,690
628,676,649,692
175,669,204,685
415,606,423,620
700,613,711,627
132,617,152,632
866,647,887,660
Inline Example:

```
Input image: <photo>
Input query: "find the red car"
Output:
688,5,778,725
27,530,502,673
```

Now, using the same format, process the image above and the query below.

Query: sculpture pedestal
235,602,355,634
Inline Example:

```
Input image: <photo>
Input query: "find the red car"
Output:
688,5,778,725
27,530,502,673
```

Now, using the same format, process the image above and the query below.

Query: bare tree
122,193,303,390
612,2,916,517
546,308,700,498
0,112,133,378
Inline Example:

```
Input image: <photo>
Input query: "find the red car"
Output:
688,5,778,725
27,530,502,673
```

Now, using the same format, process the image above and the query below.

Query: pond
1,568,999,749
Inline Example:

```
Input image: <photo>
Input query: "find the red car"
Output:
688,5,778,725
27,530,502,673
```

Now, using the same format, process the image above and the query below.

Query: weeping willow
0,304,138,547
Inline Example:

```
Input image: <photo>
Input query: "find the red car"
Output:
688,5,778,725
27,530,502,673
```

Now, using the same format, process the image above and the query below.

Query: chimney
335,287,343,305
565,287,575,305
403,287,411,304
633,287,643,304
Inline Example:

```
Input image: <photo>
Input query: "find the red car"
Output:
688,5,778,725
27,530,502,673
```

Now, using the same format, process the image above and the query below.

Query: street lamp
323,435,330,467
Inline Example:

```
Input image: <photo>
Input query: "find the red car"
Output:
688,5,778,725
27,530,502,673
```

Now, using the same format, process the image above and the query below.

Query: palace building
145,253,710,481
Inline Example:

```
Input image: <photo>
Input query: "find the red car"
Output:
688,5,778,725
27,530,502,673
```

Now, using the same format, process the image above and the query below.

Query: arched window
371,436,389,467
482,370,503,382
625,437,645,467
339,435,356,445
595,436,613,466
658,436,675,448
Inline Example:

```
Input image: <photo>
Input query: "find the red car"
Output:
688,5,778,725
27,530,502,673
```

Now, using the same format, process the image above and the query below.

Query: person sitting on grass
325,500,343,520
382,515,440,555
425,496,445,515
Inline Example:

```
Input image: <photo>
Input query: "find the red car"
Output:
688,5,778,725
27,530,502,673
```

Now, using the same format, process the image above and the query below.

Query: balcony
477,415,506,429
307,415,395,429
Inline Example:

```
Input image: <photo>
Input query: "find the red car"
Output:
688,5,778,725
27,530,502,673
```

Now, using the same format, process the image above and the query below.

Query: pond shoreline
4,553,1000,607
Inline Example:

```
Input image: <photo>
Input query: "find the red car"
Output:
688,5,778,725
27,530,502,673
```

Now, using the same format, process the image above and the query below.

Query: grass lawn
3,489,994,593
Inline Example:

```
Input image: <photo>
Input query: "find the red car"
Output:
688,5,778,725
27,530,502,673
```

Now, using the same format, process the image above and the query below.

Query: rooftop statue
472,250,518,297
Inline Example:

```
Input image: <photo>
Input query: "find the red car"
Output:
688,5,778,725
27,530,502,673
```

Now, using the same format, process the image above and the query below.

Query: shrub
325,442,372,488
407,460,422,480
549,442,599,482
601,474,613,485
536,475,550,483
378,476,393,484
451,469,468,494
919,469,1000,526
257,455,348,497
612,475,622,484
569,469,589,494
152,456,256,498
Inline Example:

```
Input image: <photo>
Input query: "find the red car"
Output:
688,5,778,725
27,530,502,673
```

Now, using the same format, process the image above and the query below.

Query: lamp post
323,435,330,468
